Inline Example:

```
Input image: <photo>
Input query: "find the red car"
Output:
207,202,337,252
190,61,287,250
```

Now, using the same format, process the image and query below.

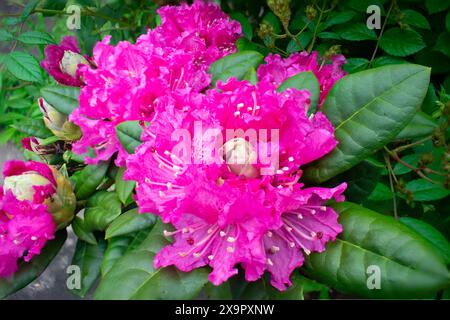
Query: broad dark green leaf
425,0,450,14
70,238,106,298
115,167,135,205
406,180,450,201
74,161,109,200
319,11,355,31
337,23,377,41
116,121,144,154
380,28,425,57
303,64,431,183
40,85,80,115
304,202,450,298
0,230,67,299
84,191,122,232
435,32,450,58
72,216,97,245
400,217,450,264
209,51,264,86
5,51,43,82
204,282,233,300
395,112,437,140
94,220,209,299
105,208,157,239
277,71,320,114
12,118,53,139
101,236,133,276
17,31,55,45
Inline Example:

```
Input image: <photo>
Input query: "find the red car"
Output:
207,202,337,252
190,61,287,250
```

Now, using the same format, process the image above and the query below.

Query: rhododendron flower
126,76,345,288
70,0,241,166
257,51,347,105
3,160,76,229
41,36,89,87
0,188,55,278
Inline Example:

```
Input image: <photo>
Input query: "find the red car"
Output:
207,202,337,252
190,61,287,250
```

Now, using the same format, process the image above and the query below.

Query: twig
369,0,394,66
392,136,431,153
384,153,398,220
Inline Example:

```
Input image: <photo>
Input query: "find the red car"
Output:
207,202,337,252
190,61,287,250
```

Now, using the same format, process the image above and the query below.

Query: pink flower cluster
0,161,56,278
69,0,242,165
126,66,347,290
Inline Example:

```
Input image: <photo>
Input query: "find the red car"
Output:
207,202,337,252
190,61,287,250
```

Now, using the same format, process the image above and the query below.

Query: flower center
222,138,259,178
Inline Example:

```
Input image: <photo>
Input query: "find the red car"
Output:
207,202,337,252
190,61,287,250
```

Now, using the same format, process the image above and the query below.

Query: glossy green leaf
72,216,97,245
5,51,43,82
115,167,135,205
17,31,55,45
380,28,426,57
40,85,80,115
74,161,109,200
401,10,430,30
304,202,450,298
400,217,450,264
84,191,122,232
12,118,53,138
116,121,144,154
277,71,320,114
395,111,437,140
303,64,431,183
0,230,67,299
101,236,133,276
105,208,157,239
94,220,209,299
406,180,450,201
209,51,264,86
70,238,106,298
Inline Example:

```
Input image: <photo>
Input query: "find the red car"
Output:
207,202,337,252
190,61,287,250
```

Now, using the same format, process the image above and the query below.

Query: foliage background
0,0,449,299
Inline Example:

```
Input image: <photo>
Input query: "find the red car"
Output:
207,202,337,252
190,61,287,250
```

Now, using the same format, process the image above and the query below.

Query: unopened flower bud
223,138,259,179
3,160,76,229
267,0,291,24
39,98,82,141
60,50,89,77
305,5,317,21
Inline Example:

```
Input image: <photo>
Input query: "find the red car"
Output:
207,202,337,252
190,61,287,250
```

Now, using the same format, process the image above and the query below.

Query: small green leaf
0,231,67,299
5,51,43,82
72,216,97,245
406,180,450,201
380,28,426,57
70,238,106,298
371,56,407,68
337,23,377,41
277,71,320,114
74,162,109,200
0,29,14,41
425,0,450,14
17,31,55,45
115,167,135,205
20,0,40,21
435,32,450,58
12,118,53,139
367,183,393,201
400,217,450,264
393,154,419,175
343,58,369,73
84,191,122,231
40,85,80,115
401,10,430,30
319,11,356,31
209,51,264,86
105,208,157,239
115,121,144,154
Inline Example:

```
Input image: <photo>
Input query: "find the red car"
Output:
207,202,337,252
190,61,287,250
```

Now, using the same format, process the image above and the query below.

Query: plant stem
369,0,394,66
384,153,398,220
392,136,431,153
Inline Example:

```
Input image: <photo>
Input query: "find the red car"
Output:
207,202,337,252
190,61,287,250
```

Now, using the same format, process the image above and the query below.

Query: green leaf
303,64,431,183
401,10,430,30
84,191,122,232
0,230,67,299
243,67,258,84
304,202,450,298
0,29,14,41
337,23,377,41
209,51,264,86
371,56,407,68
20,0,40,21
406,180,450,201
5,51,43,82
286,32,312,53
380,28,425,57
277,71,320,114
446,12,450,32
17,31,55,45
435,32,450,58
115,167,135,205
70,238,106,298
74,161,109,200
72,216,97,245
115,121,144,154
94,220,209,299
40,85,80,115
343,58,369,74
425,0,450,14
204,282,233,299
12,118,53,139
319,11,356,31
393,154,419,175
367,183,393,201
101,236,133,276
230,13,252,40
395,111,437,140
105,208,157,239
400,217,450,264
